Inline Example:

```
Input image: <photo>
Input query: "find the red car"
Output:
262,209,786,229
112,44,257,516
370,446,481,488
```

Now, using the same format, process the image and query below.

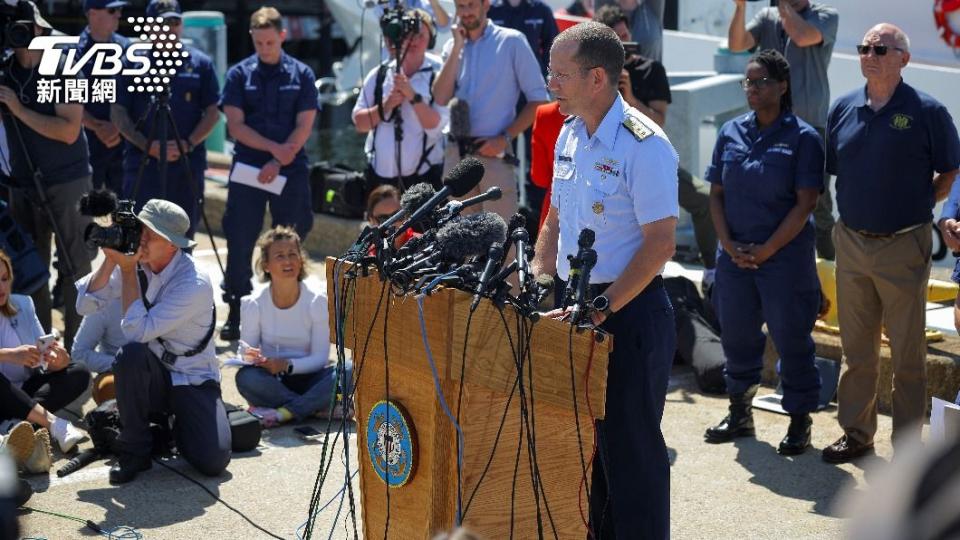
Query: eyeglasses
740,77,778,90
856,44,904,56
546,66,599,83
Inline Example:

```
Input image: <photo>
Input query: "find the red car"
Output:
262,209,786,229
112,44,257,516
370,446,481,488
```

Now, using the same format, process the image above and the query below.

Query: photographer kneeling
76,199,231,484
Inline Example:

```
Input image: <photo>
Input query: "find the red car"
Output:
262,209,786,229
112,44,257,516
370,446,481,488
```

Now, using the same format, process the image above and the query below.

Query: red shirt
530,101,568,229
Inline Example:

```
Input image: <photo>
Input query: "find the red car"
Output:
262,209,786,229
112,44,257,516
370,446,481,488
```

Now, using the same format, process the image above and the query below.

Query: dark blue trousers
221,166,313,300
560,276,674,539
123,162,206,239
712,239,822,413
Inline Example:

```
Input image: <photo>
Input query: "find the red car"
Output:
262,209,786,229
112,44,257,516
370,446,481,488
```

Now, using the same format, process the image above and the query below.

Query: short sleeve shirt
625,55,671,107
550,95,679,282
747,3,838,128
441,22,549,137
221,52,318,170
827,81,960,234
705,111,825,244
78,28,131,164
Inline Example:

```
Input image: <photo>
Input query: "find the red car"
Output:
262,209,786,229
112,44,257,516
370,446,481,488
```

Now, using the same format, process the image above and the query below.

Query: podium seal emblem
366,400,416,487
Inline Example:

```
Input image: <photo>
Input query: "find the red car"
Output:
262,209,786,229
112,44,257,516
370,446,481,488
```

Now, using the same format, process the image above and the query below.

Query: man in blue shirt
822,23,960,464
433,0,549,219
79,0,129,194
218,7,318,341
533,22,678,539
111,0,221,238
488,0,558,76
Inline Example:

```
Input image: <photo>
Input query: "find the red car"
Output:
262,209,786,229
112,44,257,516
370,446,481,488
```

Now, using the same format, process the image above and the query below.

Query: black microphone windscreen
437,212,507,261
400,182,437,214
449,98,471,140
78,188,118,217
508,212,526,232
578,228,596,249
536,274,554,289
443,157,485,197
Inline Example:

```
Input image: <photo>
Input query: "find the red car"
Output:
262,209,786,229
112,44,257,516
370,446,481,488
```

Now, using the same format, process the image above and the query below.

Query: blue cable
296,469,360,540
415,293,465,525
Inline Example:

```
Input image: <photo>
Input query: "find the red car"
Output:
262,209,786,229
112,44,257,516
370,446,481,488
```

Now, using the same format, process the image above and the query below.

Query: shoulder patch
622,115,654,142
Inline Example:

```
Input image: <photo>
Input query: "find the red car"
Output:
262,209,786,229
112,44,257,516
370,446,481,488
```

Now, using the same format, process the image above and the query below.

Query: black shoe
778,413,812,455
822,434,874,464
219,300,241,341
109,454,151,484
705,385,758,443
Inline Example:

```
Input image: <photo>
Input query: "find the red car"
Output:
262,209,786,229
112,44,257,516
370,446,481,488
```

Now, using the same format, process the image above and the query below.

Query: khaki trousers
834,221,931,446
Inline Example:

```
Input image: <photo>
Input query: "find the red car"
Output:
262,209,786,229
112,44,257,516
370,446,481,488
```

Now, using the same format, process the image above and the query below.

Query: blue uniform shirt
827,80,960,234
221,53,318,171
488,0,558,76
441,22,549,138
551,95,679,283
117,44,220,175
78,27,131,167
705,111,824,245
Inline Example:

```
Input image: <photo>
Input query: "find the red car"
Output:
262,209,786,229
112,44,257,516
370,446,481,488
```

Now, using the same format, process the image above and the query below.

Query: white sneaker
0,422,35,468
50,417,86,453
23,429,52,475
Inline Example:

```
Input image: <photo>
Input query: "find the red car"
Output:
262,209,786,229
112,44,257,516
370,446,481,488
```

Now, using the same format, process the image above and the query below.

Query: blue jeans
235,361,353,420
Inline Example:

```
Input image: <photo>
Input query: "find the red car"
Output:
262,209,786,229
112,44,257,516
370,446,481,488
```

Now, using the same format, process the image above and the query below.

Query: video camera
380,5,420,46
0,0,38,49
79,189,143,255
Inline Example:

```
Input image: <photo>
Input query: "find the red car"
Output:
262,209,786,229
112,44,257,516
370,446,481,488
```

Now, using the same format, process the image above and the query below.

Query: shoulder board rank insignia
622,116,653,142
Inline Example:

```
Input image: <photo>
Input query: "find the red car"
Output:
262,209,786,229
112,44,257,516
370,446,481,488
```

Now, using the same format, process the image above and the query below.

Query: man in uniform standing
218,7,318,340
532,21,678,539
112,0,221,238
79,0,129,194
822,23,959,462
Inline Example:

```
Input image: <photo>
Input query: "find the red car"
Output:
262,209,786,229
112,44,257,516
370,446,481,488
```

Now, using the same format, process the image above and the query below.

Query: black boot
705,385,758,443
109,453,151,484
220,299,241,341
778,413,812,455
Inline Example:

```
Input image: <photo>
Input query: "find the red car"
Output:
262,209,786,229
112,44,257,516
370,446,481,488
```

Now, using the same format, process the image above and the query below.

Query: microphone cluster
346,156,596,318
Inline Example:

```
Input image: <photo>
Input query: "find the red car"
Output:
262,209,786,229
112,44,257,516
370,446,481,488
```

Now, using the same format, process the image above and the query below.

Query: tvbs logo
27,17,187,104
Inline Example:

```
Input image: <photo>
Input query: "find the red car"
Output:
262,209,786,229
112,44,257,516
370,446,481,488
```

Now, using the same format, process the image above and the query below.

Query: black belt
557,275,664,302
850,222,925,239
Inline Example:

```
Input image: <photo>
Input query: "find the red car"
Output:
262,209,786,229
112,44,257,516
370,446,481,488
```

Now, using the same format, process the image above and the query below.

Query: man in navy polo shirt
111,0,221,237
79,0,129,194
218,7,318,340
488,0,557,76
822,23,960,464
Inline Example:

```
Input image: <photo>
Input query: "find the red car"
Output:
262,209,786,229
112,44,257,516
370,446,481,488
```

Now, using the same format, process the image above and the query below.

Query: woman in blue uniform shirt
703,50,824,455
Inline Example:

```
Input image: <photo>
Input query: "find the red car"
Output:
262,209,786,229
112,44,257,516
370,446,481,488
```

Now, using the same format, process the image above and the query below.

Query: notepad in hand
229,162,288,195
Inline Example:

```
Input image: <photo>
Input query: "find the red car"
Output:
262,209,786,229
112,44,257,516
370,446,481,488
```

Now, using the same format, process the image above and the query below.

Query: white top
71,298,125,374
0,315,29,387
353,54,448,178
551,94,679,283
237,281,331,375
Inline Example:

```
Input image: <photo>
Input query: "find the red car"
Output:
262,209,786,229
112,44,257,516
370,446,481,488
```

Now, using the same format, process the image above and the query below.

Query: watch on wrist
411,93,423,104
286,361,294,375
592,294,613,317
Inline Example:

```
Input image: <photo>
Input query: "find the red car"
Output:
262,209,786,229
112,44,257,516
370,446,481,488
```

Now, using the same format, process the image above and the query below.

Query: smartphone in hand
36,333,57,372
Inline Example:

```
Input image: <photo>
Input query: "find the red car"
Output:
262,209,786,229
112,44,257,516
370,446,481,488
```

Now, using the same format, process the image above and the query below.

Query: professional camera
380,6,420,45
79,189,143,255
0,0,39,49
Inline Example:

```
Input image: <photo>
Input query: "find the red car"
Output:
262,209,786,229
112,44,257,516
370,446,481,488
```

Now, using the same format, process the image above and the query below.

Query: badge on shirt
592,201,604,214
184,92,192,102
890,113,913,131
593,157,621,177
767,143,794,157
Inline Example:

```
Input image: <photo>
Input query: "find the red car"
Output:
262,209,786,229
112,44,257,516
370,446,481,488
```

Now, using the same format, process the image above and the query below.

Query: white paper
930,397,960,443
228,162,287,196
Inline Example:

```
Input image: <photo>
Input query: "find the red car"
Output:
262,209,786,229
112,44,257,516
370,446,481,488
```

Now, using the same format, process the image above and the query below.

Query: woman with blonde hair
235,227,353,427
0,249,88,472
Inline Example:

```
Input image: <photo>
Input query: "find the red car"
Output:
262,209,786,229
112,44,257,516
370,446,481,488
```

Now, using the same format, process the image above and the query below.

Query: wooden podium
327,259,610,539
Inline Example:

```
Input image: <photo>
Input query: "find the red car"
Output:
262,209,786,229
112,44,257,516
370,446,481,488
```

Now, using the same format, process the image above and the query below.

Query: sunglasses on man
856,44,905,56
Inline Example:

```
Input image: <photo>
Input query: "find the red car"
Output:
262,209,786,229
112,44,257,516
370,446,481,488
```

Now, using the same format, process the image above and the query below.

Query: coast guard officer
111,0,221,237
703,50,823,456
218,7,318,341
79,0,130,194
532,22,678,539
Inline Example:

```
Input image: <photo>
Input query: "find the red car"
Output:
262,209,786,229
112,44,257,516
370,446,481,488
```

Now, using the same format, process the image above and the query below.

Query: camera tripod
128,86,226,280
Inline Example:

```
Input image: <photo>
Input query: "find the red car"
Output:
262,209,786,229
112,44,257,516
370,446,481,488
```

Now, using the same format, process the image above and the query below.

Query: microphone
361,182,436,245
471,241,505,311
533,274,555,308
570,247,597,324
507,213,531,295
561,228,595,309
389,157,485,241
57,449,101,477
438,186,502,225
394,212,507,281
449,98,471,140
